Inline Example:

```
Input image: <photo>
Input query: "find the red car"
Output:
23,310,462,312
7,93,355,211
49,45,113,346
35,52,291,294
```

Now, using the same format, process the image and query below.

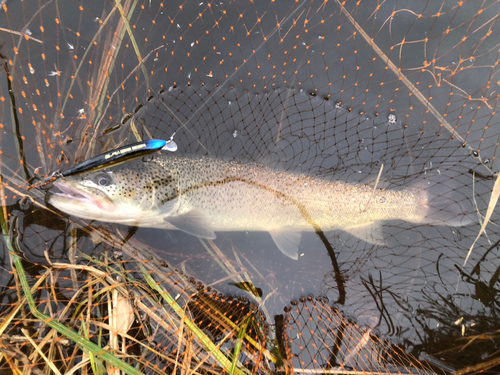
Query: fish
48,154,472,259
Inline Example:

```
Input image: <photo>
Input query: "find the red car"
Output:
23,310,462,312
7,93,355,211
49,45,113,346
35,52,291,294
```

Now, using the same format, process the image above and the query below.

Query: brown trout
49,155,471,259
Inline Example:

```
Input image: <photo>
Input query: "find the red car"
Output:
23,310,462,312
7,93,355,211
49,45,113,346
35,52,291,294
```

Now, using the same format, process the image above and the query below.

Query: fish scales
153,156,425,231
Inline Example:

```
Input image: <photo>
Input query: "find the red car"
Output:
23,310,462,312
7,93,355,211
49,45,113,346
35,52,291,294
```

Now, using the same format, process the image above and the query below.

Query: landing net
0,1,499,374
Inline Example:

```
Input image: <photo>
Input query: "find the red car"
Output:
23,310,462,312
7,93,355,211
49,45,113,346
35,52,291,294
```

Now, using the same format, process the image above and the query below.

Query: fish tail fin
413,168,474,227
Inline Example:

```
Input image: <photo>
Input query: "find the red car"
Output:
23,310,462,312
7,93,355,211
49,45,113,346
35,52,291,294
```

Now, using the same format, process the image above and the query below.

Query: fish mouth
50,181,95,203
49,180,116,212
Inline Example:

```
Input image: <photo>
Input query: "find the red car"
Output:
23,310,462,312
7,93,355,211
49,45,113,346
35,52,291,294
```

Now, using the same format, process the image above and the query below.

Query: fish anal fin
344,222,385,246
269,228,302,260
164,209,216,239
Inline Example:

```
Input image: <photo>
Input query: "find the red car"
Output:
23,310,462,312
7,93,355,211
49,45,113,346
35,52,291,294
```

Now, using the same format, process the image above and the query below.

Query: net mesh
1,0,500,374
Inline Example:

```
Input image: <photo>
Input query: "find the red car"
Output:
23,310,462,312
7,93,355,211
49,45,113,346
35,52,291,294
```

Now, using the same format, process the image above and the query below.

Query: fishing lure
31,138,177,189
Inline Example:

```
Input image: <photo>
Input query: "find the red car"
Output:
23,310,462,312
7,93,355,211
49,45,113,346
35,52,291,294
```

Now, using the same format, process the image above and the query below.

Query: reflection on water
1,0,500,373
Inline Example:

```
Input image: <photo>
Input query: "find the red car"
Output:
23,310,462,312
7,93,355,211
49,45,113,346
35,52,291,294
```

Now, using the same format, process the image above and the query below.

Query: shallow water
1,0,500,373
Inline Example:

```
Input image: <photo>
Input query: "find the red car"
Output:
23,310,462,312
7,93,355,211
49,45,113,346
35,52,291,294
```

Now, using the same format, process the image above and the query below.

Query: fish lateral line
174,175,321,224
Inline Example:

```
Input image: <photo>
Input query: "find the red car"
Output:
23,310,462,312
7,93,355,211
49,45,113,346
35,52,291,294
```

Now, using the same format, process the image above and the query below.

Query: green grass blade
1,216,144,375
231,316,250,375
139,264,248,375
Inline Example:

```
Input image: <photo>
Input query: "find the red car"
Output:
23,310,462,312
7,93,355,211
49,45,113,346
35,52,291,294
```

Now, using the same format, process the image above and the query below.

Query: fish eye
98,177,110,186
94,173,112,187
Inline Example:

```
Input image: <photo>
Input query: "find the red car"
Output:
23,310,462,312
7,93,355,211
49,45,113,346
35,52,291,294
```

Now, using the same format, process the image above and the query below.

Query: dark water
1,0,500,372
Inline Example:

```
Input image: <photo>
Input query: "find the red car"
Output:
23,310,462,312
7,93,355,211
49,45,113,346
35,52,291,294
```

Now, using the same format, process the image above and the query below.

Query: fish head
48,158,180,226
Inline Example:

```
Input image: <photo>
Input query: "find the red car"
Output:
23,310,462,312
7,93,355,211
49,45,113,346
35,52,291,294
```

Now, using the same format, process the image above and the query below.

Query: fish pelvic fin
164,209,216,239
269,228,302,260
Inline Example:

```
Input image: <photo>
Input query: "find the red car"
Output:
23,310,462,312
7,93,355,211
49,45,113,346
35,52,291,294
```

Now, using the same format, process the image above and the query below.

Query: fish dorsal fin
269,228,302,260
164,209,216,239
343,222,385,246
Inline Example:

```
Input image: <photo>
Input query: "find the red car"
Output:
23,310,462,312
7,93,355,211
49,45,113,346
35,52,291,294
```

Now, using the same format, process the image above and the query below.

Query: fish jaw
49,180,118,221
49,179,177,227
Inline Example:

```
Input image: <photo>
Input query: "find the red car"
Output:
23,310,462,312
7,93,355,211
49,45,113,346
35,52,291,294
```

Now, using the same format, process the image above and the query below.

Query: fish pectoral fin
164,209,216,239
343,222,385,246
269,228,302,260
